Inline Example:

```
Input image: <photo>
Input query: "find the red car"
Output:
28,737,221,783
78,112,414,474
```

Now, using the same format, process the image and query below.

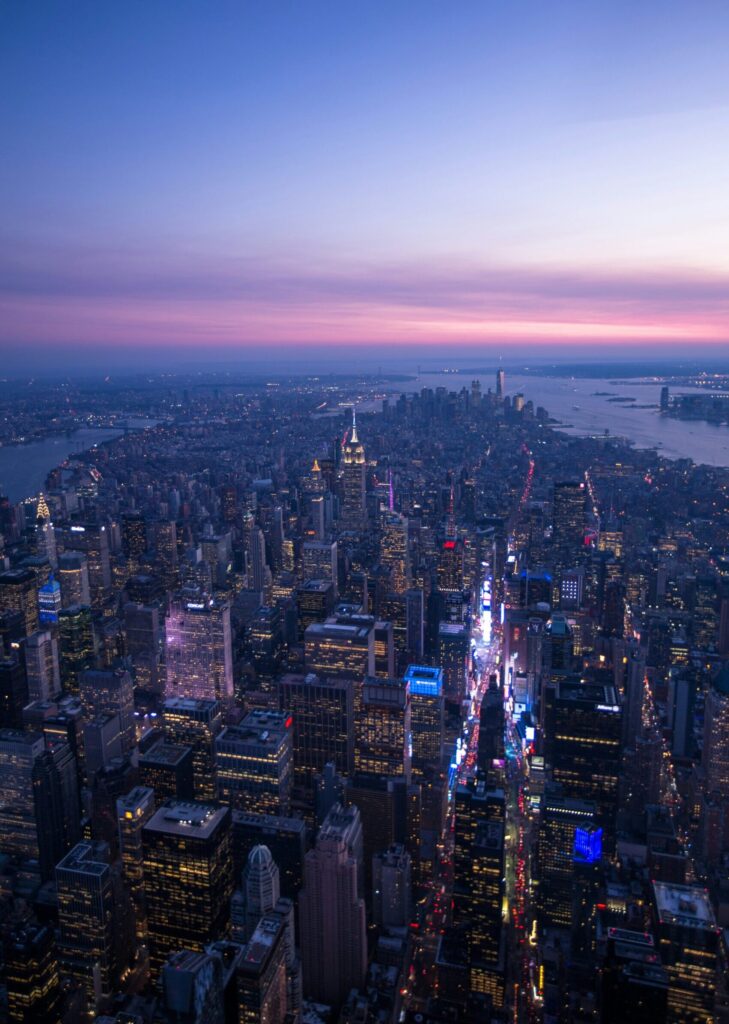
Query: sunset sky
2,1,728,367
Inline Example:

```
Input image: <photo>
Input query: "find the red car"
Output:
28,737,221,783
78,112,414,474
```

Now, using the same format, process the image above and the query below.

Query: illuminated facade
142,800,234,978
278,672,355,785
652,882,719,1024
437,621,470,704
304,620,375,679
117,785,155,940
341,411,366,530
24,629,61,702
381,513,410,594
354,676,411,782
79,666,135,754
237,914,288,1024
58,605,95,693
4,923,60,1024
405,665,445,777
56,841,118,1015
58,551,91,608
0,568,39,636
139,738,195,802
164,593,234,705
163,697,223,800
215,711,293,815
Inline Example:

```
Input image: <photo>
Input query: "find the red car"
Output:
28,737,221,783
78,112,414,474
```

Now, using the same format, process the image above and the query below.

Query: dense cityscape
0,367,727,1023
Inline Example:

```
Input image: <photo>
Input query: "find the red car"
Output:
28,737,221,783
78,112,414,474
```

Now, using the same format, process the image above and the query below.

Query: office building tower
237,914,288,1024
437,538,464,594
153,519,179,589
215,711,293,815
552,480,586,554
230,807,305,895
438,621,470,704
381,514,409,594
163,697,222,800
142,800,234,977
405,587,425,662
536,790,596,927
38,575,62,625
496,368,505,399
56,841,119,1014
245,519,269,595
302,540,338,595
0,568,39,636
703,664,729,795
164,593,234,705
304,619,375,679
23,630,61,702
373,618,395,677
83,713,123,776
652,882,719,1024
58,605,95,692
0,655,28,728
4,922,61,1024
232,844,281,942
60,522,111,607
354,676,411,782
121,511,147,562
160,949,226,1024
299,803,367,1007
341,410,367,530
123,602,160,658
79,666,135,754
0,728,75,875
405,665,445,777
139,738,194,801
248,604,284,683
549,678,622,841
117,786,155,940
58,551,91,608
34,493,57,569
468,821,505,1004
372,843,411,929
296,579,335,638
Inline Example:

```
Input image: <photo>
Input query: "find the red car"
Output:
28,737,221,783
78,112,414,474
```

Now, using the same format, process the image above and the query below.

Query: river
0,422,153,504
382,372,729,467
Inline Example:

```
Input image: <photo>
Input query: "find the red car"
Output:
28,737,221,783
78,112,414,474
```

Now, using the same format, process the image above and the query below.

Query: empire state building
341,409,366,530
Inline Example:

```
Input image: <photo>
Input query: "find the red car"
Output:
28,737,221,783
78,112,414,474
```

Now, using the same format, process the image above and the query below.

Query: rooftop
145,800,228,839
653,882,718,932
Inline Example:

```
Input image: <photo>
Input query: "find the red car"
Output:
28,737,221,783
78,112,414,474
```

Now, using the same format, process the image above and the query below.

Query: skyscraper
232,844,281,942
354,676,411,782
23,630,61,702
552,480,586,555
117,785,155,940
215,711,293,815
299,802,367,1007
496,368,505,399
79,667,136,754
341,410,366,531
652,882,719,1024
142,800,234,977
0,569,39,636
35,493,57,569
56,841,120,1015
381,513,410,594
405,665,445,778
164,592,234,705
163,696,223,800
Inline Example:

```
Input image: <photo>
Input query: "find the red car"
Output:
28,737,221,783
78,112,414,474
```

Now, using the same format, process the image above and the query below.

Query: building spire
351,406,358,443
36,492,51,521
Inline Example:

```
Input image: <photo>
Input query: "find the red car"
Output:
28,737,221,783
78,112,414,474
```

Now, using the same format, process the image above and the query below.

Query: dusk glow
2,1,729,364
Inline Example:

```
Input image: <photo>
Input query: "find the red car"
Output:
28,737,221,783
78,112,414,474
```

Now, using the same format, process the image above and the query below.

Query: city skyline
2,1,729,367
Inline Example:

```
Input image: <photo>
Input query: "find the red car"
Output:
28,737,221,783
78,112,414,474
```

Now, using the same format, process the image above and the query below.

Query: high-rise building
340,410,366,531
79,667,135,754
121,511,147,562
34,493,57,569
164,593,234,705
159,949,226,1024
703,664,729,796
117,785,155,940
652,882,720,1024
139,738,195,802
245,518,269,595
232,811,307,901
0,655,28,728
163,697,222,800
304,619,375,679
552,480,586,554
142,800,234,977
215,711,293,815
4,922,61,1024
56,841,120,1014
381,514,410,594
354,676,411,782
38,575,62,626
496,368,505,399
232,844,281,942
59,522,111,607
58,551,91,608
58,605,95,692
0,569,39,636
536,790,596,927
299,802,367,1007
23,630,61,702
372,843,411,929
237,914,288,1024
549,678,622,842
438,621,470,704
302,540,338,595
405,665,445,777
